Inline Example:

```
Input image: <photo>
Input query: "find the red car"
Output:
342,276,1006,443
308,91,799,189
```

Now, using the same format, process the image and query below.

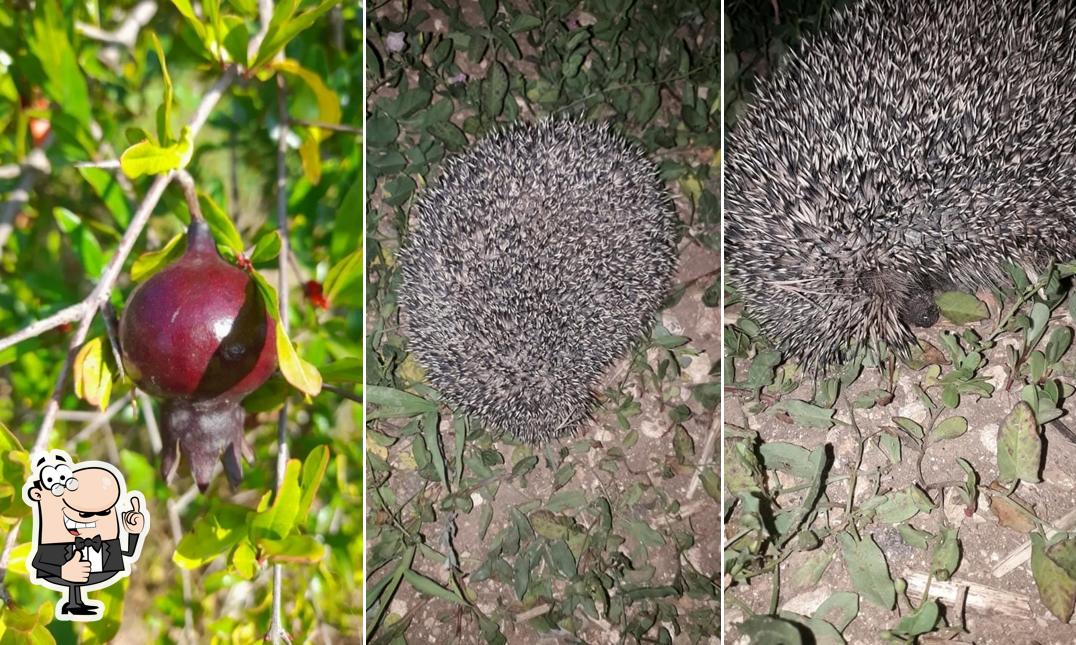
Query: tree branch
75,0,158,49
0,142,51,252
269,65,292,645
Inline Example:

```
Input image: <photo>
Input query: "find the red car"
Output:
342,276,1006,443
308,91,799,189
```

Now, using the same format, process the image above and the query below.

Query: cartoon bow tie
74,536,102,552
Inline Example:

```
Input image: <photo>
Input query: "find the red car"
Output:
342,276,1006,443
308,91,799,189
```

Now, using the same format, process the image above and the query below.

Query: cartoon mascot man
22,450,148,620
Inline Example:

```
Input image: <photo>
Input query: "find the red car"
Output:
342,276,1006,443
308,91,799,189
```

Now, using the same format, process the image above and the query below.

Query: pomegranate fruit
120,219,277,490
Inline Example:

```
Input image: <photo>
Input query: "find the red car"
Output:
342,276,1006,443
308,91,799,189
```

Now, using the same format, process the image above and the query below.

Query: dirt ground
726,311,1076,644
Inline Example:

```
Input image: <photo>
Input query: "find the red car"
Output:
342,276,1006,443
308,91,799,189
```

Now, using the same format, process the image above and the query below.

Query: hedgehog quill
398,120,679,442
726,0,1076,371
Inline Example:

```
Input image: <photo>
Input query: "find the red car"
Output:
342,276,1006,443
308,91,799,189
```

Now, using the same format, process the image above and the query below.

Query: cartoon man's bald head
27,458,124,544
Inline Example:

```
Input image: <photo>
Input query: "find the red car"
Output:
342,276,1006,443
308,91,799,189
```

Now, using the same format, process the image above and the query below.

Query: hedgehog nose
898,290,940,328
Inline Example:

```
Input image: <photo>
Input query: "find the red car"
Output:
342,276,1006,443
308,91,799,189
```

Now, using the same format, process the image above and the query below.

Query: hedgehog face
726,0,1076,369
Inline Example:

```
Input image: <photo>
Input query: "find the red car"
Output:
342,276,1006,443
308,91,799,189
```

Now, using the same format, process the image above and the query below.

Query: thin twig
73,159,121,169
75,0,157,49
69,393,133,443
686,411,718,500
269,34,292,645
248,0,276,64
175,169,205,220
0,141,51,251
138,390,163,454
0,303,86,354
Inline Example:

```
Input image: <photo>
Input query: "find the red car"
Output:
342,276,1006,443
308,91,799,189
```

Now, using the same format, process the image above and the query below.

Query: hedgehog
725,0,1076,371
397,120,679,442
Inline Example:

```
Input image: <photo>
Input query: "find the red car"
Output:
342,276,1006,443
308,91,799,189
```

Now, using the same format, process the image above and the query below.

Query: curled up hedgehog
397,120,679,443
726,0,1076,371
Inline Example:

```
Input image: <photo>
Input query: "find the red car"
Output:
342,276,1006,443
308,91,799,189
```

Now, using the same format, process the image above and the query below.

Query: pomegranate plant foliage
0,0,361,641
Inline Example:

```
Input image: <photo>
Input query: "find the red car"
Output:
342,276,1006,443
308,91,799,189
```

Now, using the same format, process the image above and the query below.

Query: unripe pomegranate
120,219,277,490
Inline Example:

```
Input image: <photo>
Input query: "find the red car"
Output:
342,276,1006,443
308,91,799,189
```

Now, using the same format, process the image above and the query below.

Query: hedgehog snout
898,288,940,329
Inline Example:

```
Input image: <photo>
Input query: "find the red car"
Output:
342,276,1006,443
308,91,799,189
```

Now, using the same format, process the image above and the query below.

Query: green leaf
252,0,339,69
249,230,282,264
771,400,837,429
149,32,175,145
483,61,510,118
222,18,251,65
429,121,468,151
231,540,257,579
758,442,814,479
27,0,92,127
274,323,323,397
252,458,302,540
874,487,935,524
298,127,323,184
1047,539,1076,582
837,531,896,610
930,527,961,581
79,167,133,227
1032,532,1076,622
297,445,330,520
273,59,341,127
635,85,661,125
887,599,940,638
1045,326,1074,364
131,233,185,283
424,413,449,489
739,616,805,644
323,250,359,301
249,271,323,397
508,13,542,32
198,192,244,253
935,291,989,324
170,0,209,45
997,401,1042,483
893,416,925,440
366,113,399,146
258,535,326,564
931,416,968,441
73,337,113,412
898,523,933,549
366,385,438,419
173,508,250,569
119,128,193,178
403,568,468,605
790,549,833,588
479,0,498,24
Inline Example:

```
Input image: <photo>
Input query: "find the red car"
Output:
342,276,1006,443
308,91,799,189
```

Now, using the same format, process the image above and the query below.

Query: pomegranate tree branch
0,143,51,252
75,0,158,49
175,169,205,221
269,67,292,645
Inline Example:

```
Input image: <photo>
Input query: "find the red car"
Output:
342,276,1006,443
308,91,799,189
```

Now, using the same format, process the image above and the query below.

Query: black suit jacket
32,533,141,581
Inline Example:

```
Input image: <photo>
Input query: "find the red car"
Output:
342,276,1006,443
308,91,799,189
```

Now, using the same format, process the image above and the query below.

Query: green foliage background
0,0,362,641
